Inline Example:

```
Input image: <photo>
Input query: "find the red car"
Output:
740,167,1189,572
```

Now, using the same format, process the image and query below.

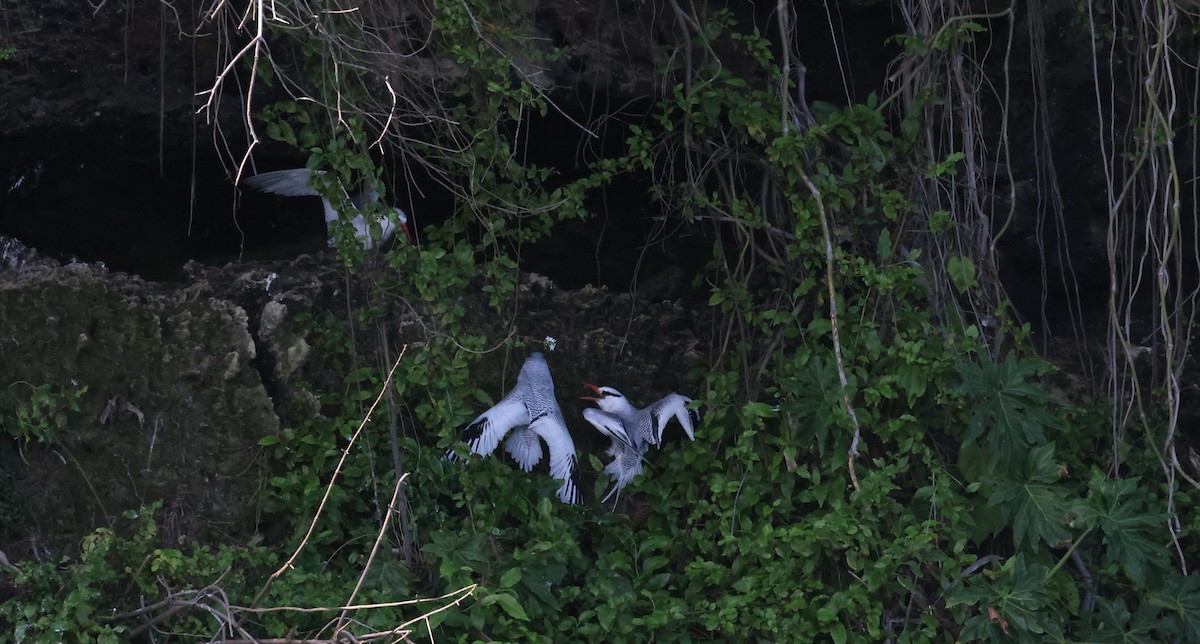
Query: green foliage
948,555,1066,643
946,254,977,293
0,503,277,640
264,6,1192,641
0,381,87,445
1075,475,1168,587
986,443,1074,550
1148,574,1200,641
956,353,1063,469
7,3,1192,641
567,8,1191,642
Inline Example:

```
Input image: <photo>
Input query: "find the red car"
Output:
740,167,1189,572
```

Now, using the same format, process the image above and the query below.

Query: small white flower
544,336,557,352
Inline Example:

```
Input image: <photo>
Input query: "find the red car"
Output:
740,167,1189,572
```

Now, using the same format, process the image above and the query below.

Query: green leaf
742,401,778,420
895,363,927,402
946,255,977,294
484,593,529,621
987,443,1073,550
1085,596,1159,643
1076,476,1168,587
998,558,1057,636
1150,574,1200,641
520,561,565,611
499,567,522,589
875,227,892,259
956,352,1063,470
948,555,1060,640
640,556,669,577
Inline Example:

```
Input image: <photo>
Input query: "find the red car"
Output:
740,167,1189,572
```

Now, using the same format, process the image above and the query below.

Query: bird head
366,207,412,248
391,207,413,242
581,383,631,413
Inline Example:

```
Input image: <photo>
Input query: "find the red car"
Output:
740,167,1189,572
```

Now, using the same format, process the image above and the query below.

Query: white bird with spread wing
241,168,410,249
447,353,583,504
581,384,699,503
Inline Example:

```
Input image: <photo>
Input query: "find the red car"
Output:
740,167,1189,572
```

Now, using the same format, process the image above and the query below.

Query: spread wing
648,394,699,444
583,408,636,450
243,168,355,228
242,169,322,198
530,411,582,504
554,462,583,506
555,461,583,505
454,389,529,458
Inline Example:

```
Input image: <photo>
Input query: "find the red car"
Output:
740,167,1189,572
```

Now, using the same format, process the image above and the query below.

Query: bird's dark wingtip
461,418,486,442
563,456,585,504
566,479,585,505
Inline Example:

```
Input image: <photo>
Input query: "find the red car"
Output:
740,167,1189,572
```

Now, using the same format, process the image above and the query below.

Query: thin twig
332,473,410,638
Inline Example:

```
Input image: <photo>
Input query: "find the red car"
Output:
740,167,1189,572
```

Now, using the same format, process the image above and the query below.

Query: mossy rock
0,246,277,551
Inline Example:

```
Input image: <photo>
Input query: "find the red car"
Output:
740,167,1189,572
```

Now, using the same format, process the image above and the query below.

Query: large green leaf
1082,596,1159,643
1150,573,1200,641
956,353,1064,471
481,592,530,621
987,444,1073,550
948,555,1061,642
1076,476,1169,587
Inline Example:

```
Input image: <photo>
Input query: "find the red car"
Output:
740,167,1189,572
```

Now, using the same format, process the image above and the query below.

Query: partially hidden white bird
447,352,583,504
581,384,700,503
241,168,409,250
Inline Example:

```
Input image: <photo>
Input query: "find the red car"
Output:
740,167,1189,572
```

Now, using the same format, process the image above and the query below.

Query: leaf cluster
0,381,87,446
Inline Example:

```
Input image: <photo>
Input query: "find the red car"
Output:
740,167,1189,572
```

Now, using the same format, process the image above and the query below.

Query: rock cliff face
0,237,277,548
0,235,713,551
